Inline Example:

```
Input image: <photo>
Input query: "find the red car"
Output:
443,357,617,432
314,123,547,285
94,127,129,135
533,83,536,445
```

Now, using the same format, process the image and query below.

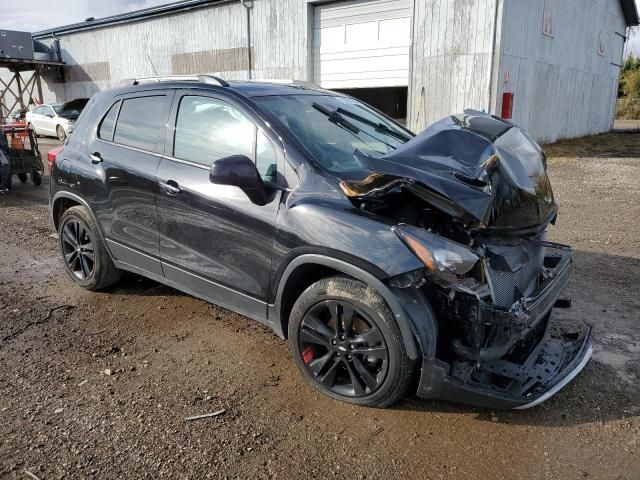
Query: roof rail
247,79,318,87
131,74,228,87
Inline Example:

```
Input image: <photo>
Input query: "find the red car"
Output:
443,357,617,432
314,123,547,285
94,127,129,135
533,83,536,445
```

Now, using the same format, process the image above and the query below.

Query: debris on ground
184,409,226,421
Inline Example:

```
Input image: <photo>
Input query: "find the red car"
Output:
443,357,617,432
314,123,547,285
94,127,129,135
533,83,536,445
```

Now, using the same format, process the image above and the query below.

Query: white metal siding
313,0,412,89
408,0,500,132
496,0,628,142
30,1,310,104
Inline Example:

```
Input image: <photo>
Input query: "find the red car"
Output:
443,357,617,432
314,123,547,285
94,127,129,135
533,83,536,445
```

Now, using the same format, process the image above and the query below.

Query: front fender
280,201,423,278
271,254,438,360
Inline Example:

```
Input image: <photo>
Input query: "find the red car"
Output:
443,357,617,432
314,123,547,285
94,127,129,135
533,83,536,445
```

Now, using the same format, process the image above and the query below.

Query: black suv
49,76,592,409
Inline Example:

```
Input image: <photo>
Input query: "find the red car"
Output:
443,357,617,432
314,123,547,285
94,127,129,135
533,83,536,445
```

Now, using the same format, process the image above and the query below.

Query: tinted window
256,130,277,182
174,96,254,166
98,101,120,142
33,106,44,115
114,96,166,152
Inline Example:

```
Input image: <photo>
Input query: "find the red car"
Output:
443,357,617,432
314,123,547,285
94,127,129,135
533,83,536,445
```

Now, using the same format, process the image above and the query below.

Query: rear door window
98,101,120,142
114,96,167,152
173,96,255,166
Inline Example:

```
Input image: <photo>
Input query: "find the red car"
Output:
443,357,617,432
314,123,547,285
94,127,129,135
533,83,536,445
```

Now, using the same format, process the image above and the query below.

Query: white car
26,99,88,141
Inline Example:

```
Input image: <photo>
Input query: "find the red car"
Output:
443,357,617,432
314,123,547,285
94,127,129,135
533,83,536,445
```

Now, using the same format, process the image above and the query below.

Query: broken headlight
393,224,480,286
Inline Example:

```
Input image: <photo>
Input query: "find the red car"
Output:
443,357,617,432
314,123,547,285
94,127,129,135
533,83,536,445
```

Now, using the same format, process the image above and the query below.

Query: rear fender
51,191,112,259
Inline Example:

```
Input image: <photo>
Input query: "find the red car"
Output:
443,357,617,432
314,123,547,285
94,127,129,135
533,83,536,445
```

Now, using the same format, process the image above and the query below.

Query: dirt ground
1,134,639,480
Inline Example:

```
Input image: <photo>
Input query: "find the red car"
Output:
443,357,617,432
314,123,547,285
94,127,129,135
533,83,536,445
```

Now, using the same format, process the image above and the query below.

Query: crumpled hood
345,110,557,232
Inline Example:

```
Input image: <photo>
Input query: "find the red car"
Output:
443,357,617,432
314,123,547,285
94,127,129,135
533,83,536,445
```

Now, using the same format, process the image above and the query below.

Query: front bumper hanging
416,242,593,409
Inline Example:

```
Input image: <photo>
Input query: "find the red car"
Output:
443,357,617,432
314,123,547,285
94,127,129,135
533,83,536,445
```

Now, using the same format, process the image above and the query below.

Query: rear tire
17,173,28,183
56,125,66,142
58,206,121,291
31,172,42,186
288,276,415,408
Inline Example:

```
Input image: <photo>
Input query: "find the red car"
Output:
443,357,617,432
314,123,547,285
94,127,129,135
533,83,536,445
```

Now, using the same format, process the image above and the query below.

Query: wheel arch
51,192,111,256
271,254,436,360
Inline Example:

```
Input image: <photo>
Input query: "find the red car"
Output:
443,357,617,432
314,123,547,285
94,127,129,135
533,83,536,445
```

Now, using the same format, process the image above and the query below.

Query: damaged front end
400,231,592,409
341,111,592,409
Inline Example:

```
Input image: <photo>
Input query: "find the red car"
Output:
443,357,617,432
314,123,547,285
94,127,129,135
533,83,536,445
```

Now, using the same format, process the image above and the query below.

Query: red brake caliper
302,345,315,364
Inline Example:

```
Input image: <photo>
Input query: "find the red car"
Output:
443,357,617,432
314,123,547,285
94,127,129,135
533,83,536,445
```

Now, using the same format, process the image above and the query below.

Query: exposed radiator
485,239,545,308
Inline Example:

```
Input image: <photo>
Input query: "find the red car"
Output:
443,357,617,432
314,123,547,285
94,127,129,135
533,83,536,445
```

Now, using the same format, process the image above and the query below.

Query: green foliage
620,57,640,99
615,98,640,120
622,69,640,99
622,55,640,75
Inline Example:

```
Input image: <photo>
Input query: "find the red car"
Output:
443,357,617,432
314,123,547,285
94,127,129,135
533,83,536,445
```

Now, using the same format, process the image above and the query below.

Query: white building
4,0,639,142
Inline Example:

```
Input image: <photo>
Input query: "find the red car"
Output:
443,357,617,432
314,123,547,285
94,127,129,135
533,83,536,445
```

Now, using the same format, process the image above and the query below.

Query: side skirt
110,245,272,331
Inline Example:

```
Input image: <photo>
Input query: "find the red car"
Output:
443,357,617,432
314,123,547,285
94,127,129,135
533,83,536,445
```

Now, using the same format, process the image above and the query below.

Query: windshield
59,99,89,120
256,94,413,172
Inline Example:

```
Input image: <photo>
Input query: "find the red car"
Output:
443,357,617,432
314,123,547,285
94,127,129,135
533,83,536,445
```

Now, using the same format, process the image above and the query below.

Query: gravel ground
1,134,639,479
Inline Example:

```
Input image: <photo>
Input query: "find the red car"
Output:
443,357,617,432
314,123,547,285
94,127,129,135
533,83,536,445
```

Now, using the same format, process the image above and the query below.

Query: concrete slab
613,119,640,132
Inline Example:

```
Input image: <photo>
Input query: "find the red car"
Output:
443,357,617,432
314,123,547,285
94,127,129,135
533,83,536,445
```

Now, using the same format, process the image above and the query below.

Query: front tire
56,125,67,142
58,206,121,290
288,276,415,408
17,173,28,183
31,172,42,186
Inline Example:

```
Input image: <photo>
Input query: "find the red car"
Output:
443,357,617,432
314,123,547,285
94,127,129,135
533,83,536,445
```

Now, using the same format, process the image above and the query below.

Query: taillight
48,146,64,173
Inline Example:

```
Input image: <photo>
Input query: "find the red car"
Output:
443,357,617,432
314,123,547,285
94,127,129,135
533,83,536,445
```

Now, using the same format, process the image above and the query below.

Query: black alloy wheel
61,218,95,281
58,206,121,290
298,299,389,398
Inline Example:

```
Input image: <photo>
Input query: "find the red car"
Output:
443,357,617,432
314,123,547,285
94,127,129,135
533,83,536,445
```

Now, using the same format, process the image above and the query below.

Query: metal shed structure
0,30,64,120
3,0,639,142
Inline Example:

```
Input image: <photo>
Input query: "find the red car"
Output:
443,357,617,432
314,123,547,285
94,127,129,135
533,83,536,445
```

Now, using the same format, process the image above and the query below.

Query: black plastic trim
270,254,421,359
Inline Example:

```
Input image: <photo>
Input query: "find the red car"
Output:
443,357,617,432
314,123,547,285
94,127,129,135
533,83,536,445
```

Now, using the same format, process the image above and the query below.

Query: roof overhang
32,0,232,38
620,0,639,26
31,0,640,39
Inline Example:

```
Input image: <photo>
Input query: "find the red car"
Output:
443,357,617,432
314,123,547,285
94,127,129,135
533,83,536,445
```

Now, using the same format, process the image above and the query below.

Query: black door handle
90,152,103,164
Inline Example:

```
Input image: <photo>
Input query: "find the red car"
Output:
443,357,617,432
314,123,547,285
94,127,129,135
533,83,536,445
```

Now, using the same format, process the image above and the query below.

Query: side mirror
209,154,268,205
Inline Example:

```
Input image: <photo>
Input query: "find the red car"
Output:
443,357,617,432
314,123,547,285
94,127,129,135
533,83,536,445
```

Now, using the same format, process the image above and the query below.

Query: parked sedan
26,99,89,141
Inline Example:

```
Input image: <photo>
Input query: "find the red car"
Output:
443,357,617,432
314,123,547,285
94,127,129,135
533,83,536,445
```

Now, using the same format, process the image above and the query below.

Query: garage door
313,0,412,89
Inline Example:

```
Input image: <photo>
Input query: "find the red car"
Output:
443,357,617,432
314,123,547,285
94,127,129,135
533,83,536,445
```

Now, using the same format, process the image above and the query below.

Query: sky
1,0,178,33
2,0,640,56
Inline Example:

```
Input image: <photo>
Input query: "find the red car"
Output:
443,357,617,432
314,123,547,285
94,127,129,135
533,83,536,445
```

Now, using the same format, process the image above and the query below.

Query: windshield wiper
312,102,396,149
336,107,412,142
312,102,361,135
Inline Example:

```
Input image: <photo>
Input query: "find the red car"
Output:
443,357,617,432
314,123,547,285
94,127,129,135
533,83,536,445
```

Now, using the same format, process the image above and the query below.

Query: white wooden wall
28,0,310,104
408,0,500,132
496,0,628,142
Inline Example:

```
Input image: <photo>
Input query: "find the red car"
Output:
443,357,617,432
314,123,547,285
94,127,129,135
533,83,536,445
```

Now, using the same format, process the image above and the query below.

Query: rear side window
98,101,120,142
113,96,166,152
173,96,254,166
